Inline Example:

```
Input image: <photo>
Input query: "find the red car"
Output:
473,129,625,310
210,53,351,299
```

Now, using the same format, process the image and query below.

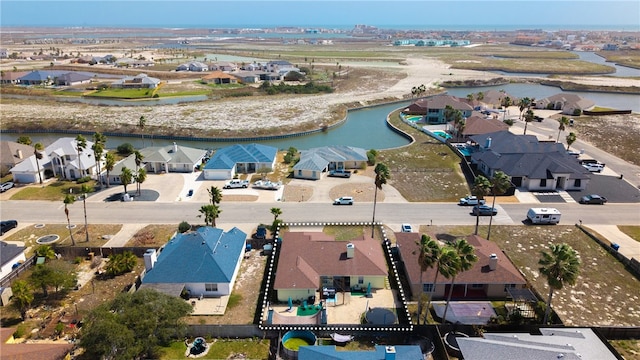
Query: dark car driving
579,194,607,205
471,205,498,216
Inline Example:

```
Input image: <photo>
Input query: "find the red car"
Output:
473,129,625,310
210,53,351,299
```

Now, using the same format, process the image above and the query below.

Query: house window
297,170,302,177
423,284,434,292
205,283,218,292
540,179,547,187
574,179,581,187
358,276,364,285
470,284,484,289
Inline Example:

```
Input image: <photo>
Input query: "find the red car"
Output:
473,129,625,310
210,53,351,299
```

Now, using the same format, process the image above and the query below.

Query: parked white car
401,224,413,232
459,195,486,206
333,196,354,205
0,182,15,192
582,163,605,173
223,179,249,189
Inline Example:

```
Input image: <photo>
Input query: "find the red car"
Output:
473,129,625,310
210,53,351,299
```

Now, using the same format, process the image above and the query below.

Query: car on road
401,224,413,232
328,169,352,178
333,196,354,205
471,205,498,216
0,182,15,192
582,163,605,173
579,194,607,205
459,195,486,206
1,220,18,235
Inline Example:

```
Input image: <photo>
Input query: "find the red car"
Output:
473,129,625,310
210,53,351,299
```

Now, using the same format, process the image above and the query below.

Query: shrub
117,143,135,156
74,256,84,264
503,119,514,126
76,176,91,184
178,221,191,233
573,109,582,116
152,93,159,98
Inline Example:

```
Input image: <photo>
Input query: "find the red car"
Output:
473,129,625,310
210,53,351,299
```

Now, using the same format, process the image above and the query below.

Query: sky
1,0,639,30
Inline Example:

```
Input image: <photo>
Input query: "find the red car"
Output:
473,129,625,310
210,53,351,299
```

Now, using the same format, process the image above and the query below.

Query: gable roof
0,327,72,360
140,144,206,165
142,226,246,284
293,146,367,171
274,232,387,290
204,144,277,170
45,137,96,170
1,241,25,268
299,345,423,360
458,328,617,360
396,233,526,287
202,71,237,80
0,141,34,167
0,71,29,81
462,116,509,136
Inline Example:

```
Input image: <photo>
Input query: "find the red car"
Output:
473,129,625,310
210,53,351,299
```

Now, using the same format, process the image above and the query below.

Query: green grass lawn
86,88,155,99
159,338,270,360
618,226,640,242
10,180,98,201
323,225,365,241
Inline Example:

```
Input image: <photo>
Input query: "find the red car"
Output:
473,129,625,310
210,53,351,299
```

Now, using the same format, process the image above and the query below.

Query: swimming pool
453,143,474,156
404,115,423,122
431,130,452,140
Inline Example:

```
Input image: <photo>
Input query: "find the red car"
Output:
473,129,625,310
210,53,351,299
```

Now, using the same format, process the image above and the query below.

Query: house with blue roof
293,145,368,180
298,345,423,360
140,226,247,298
203,144,278,180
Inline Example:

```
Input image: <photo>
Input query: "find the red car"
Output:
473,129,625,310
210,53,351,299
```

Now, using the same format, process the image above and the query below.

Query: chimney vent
489,253,498,270
173,142,178,153
385,346,396,360
144,249,157,271
346,243,355,259
16,149,23,159
485,137,492,149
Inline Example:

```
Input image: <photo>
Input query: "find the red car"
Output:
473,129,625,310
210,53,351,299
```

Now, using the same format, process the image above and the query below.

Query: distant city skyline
1,1,639,31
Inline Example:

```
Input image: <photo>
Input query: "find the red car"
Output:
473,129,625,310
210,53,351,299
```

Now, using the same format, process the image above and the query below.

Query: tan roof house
460,115,509,138
535,93,595,115
0,327,73,360
273,232,388,302
0,141,34,176
403,95,473,124
396,233,527,300
201,71,238,84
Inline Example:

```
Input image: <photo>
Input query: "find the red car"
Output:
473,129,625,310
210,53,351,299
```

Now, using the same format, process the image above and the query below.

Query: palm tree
486,171,511,241
539,243,581,324
207,186,223,205
476,91,484,101
75,134,87,179
63,194,76,246
121,167,133,194
80,184,92,242
135,168,146,196
371,162,390,237
454,114,466,139
33,142,44,185
441,238,478,323
198,204,221,227
133,151,144,195
566,132,577,151
138,115,146,147
270,207,282,221
518,97,532,120
92,132,107,179
413,235,441,325
471,175,491,235
104,152,115,188
35,244,56,259
10,280,34,320
523,108,535,135
556,116,570,143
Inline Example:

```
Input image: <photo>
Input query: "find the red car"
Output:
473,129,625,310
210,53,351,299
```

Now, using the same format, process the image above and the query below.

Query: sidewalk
102,223,147,248
586,225,640,261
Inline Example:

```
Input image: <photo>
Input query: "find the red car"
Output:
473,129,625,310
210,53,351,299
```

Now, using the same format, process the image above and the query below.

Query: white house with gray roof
293,145,368,180
535,93,595,115
140,143,206,174
111,73,160,89
469,131,590,191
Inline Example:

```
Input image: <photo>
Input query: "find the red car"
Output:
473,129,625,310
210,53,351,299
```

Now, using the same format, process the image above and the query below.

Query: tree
135,168,147,196
30,264,54,297
366,149,378,165
80,184,92,242
34,244,56,260
105,251,137,276
33,142,45,185
133,150,144,195
17,136,32,145
198,204,220,227
80,289,192,360
486,171,511,241
441,238,478,323
138,115,146,147
539,243,580,324
556,116,570,143
453,113,466,139
104,152,115,188
471,175,491,235
10,280,34,320
33,260,77,295
75,134,87,179
121,167,133,194
117,143,135,156
63,194,76,246
92,132,107,179
566,132,577,151
371,162,390,237
518,97,533,120
523,108,535,135
414,234,441,325
207,186,223,205
270,207,283,233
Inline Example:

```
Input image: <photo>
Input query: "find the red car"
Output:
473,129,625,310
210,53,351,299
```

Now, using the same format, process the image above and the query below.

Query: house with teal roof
140,226,247,298
203,143,278,180
299,345,423,360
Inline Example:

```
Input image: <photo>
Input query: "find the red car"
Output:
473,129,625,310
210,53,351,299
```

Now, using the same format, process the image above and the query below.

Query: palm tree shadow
435,233,459,243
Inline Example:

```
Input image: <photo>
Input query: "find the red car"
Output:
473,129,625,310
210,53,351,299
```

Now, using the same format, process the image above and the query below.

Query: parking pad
534,192,565,203
569,175,640,203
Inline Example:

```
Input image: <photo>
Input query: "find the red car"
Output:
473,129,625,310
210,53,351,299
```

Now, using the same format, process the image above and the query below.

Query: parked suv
328,169,352,178
582,163,605,173
1,220,18,235
0,182,14,192
459,195,486,206
333,196,354,205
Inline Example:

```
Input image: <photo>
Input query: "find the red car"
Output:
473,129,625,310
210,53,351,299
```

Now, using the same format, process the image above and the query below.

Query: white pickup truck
223,179,249,189
459,195,486,206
